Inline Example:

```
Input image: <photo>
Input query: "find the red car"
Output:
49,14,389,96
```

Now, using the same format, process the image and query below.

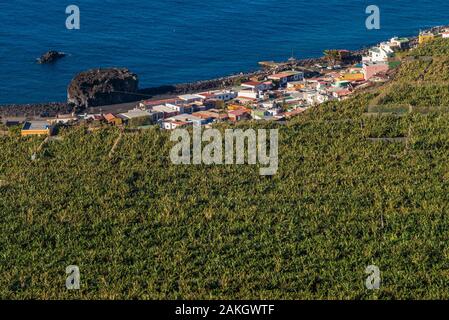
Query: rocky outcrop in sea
37,51,66,64
67,68,140,108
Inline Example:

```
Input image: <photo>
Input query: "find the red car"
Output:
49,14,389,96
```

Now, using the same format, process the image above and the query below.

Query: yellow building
21,121,53,136
287,81,305,90
339,73,365,81
419,33,435,45
227,104,245,111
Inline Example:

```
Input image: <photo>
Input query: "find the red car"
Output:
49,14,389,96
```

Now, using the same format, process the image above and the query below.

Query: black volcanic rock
38,51,66,64
67,68,139,108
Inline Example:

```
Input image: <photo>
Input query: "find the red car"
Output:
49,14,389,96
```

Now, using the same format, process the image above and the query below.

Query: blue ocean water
1,0,449,104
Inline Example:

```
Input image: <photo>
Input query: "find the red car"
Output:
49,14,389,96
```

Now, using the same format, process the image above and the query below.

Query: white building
363,45,394,63
178,94,204,104
241,81,272,92
162,114,205,130
151,104,180,118
197,90,237,101
165,103,186,114
268,71,304,86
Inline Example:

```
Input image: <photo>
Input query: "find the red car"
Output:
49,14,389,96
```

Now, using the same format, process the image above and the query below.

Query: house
197,90,237,101
164,103,188,114
139,98,182,109
301,90,323,106
227,105,252,114
370,73,390,82
266,107,282,116
49,113,78,125
162,114,206,129
339,72,365,81
363,62,389,80
82,114,104,122
178,94,204,104
241,81,272,92
192,111,228,122
363,46,394,63
419,32,435,45
169,114,205,126
284,108,306,119
332,80,351,89
195,92,215,100
286,81,306,91
316,93,333,104
251,109,270,120
332,89,352,101
151,105,180,119
119,109,164,126
104,113,123,126
260,101,276,109
235,96,259,105
441,31,449,39
389,37,410,50
238,89,262,100
268,71,304,86
228,109,251,122
161,120,191,130
21,121,53,136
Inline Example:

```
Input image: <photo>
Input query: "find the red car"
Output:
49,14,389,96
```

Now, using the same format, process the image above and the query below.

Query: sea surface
1,0,449,104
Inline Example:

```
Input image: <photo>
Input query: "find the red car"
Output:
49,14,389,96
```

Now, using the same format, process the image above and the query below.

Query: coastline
0,53,354,118
2,24,447,119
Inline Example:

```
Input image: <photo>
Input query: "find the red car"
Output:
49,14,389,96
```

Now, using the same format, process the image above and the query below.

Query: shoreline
0,54,353,118
2,24,447,119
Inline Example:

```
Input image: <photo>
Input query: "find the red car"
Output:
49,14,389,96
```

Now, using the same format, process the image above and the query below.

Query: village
2,28,448,137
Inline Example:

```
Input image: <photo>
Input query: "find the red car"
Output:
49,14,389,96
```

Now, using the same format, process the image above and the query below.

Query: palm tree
324,50,342,66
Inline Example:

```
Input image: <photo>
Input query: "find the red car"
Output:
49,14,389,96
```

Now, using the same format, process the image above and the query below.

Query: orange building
104,113,123,126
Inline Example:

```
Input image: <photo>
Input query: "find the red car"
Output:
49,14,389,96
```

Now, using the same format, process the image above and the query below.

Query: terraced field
2,40,449,299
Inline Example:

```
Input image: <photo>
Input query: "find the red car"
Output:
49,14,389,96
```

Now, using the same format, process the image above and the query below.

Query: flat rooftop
22,121,50,130
178,94,203,101
120,109,154,119
152,105,178,113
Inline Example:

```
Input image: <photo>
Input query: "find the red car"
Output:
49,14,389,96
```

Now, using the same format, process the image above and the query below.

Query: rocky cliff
67,68,139,108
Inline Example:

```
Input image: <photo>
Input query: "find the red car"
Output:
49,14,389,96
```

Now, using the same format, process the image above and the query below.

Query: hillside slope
2,40,449,299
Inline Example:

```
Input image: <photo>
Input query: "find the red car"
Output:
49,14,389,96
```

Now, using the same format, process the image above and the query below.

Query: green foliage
3,39,449,300
379,83,449,107
128,116,153,128
412,38,449,57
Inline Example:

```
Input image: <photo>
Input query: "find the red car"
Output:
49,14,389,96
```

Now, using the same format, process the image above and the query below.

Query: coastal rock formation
38,51,66,64
67,68,139,108
0,102,71,118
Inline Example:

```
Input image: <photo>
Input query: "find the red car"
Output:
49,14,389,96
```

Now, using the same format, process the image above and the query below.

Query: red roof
228,109,249,117
197,92,215,98
144,98,180,106
334,89,352,97
285,108,306,117
242,81,263,87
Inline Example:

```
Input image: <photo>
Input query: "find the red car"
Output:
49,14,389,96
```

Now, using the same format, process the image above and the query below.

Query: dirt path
108,132,124,159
